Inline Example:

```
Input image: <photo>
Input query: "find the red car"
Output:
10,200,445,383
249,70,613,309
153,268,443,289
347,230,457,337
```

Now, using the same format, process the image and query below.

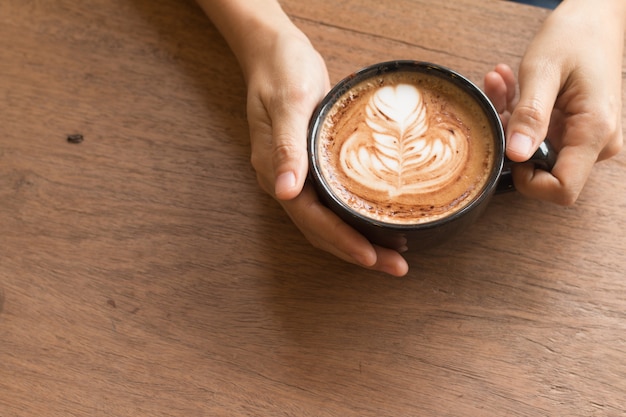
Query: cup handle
496,140,557,193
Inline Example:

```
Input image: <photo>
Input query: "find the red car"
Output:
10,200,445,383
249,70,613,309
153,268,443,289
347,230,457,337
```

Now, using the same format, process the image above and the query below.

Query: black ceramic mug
307,60,556,250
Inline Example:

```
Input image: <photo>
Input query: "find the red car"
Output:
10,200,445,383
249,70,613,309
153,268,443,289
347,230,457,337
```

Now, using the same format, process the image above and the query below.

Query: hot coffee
315,69,496,224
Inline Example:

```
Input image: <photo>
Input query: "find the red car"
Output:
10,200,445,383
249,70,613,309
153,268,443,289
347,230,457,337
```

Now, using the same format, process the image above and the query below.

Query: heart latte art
317,71,495,224
340,84,468,197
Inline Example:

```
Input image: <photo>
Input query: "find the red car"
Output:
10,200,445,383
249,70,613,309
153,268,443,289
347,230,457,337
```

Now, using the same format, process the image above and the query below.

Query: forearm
558,0,626,27
195,0,305,80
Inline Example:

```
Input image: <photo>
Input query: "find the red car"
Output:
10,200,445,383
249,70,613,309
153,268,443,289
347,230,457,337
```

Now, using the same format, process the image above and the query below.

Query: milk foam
339,84,468,197
318,72,494,224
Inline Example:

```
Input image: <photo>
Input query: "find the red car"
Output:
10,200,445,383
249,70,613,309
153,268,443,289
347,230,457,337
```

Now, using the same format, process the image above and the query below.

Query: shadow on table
259,189,569,342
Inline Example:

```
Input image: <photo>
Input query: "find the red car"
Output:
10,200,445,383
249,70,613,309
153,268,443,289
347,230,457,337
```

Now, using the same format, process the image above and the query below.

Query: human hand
484,0,624,205
244,28,409,276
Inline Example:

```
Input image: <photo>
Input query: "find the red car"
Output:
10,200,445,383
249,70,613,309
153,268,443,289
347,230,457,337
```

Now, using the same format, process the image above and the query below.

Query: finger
370,245,410,277
270,97,314,201
493,63,516,107
283,183,378,265
512,145,596,205
506,61,561,162
499,113,511,131
483,70,508,114
283,184,409,276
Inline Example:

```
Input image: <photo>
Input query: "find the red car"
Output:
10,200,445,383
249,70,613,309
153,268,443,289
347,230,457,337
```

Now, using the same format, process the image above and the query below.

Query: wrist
196,0,307,82
235,14,309,83
558,0,626,25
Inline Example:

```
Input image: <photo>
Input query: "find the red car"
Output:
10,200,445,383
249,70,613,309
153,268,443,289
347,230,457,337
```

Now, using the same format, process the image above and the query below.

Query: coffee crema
317,71,495,224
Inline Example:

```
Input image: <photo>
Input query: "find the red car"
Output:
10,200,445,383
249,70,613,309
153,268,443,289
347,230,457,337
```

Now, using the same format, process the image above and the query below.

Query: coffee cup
307,60,556,250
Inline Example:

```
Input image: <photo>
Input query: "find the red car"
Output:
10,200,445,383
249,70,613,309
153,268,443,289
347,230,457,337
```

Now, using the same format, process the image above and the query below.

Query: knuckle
287,81,313,102
553,177,583,206
594,112,618,138
272,140,300,165
276,79,317,107
554,190,579,207
514,99,547,128
600,132,623,160
581,110,623,160
250,151,262,172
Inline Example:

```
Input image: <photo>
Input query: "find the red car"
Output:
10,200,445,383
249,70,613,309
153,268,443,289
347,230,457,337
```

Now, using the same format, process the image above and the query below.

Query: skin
196,0,409,276
484,0,625,205
197,0,625,276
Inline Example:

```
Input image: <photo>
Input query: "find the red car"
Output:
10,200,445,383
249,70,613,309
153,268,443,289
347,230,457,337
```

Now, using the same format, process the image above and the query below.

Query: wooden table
1,1,625,415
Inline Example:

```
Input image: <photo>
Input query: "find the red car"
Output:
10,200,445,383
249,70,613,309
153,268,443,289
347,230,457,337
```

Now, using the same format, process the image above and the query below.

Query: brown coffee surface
317,70,495,224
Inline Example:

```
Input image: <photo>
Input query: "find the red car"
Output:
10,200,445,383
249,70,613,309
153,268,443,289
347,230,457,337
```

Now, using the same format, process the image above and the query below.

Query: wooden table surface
1,1,625,416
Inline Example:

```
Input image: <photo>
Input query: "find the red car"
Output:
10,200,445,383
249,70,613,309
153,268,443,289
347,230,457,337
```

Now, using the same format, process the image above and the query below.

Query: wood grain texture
1,0,625,416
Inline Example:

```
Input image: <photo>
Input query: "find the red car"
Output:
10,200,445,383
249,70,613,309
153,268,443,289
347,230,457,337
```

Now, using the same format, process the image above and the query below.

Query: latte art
340,84,469,198
317,71,495,224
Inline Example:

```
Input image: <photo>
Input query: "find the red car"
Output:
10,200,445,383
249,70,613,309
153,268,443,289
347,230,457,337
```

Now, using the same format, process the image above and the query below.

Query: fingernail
508,133,534,160
275,171,296,195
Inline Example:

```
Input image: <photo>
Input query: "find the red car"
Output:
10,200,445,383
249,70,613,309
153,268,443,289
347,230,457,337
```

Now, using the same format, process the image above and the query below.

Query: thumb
506,63,560,162
271,99,314,201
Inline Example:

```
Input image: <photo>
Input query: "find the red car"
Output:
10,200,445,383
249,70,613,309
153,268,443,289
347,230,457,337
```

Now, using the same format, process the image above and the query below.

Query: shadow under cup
307,61,553,251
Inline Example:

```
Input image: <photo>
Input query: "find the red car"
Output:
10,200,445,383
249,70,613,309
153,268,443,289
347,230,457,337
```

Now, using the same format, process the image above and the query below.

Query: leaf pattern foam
339,84,469,197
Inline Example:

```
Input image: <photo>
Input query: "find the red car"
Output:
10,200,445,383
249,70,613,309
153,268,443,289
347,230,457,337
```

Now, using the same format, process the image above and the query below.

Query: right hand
484,0,624,205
